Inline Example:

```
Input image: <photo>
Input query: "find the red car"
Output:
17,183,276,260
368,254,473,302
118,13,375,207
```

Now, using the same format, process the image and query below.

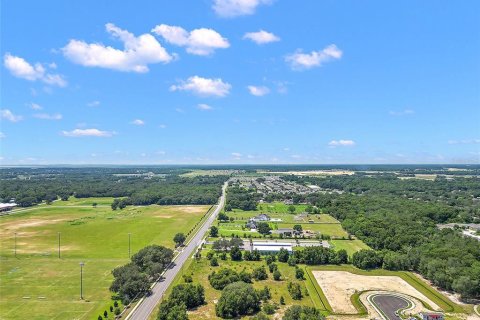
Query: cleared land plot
0,204,209,320
329,240,371,256
161,258,317,320
312,271,439,314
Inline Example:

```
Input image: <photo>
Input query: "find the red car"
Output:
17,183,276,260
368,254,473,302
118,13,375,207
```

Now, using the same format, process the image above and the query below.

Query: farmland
0,202,210,320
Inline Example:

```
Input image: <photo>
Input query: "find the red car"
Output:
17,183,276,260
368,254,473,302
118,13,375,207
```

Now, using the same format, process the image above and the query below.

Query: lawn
159,255,319,319
222,202,347,239
0,204,210,320
329,240,371,256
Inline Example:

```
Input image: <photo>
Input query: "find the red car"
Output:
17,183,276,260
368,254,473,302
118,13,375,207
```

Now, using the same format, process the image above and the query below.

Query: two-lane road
126,182,227,320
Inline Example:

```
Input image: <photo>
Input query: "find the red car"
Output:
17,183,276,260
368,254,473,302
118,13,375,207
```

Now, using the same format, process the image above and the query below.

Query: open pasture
0,204,209,320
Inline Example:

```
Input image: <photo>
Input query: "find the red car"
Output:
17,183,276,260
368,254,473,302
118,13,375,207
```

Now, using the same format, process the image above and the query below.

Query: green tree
252,266,268,281
288,205,296,214
278,248,289,262
131,245,174,278
157,299,188,320
170,283,205,309
273,270,282,281
210,256,219,266
215,282,261,318
230,246,243,261
210,226,219,237
257,222,271,236
295,267,304,280
293,225,303,233
174,233,186,247
283,305,324,320
287,282,303,300
209,268,240,290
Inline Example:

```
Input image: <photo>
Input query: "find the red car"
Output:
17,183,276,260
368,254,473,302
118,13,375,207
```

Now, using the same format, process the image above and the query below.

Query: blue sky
1,0,479,165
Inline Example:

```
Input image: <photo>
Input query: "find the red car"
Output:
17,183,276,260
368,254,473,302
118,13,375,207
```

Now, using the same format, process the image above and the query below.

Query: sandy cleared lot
312,271,440,314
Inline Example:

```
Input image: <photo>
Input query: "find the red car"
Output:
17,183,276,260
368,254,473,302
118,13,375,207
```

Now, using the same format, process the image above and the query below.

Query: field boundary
305,265,463,315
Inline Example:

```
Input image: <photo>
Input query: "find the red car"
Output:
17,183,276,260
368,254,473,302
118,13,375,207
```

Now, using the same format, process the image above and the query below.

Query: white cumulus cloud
3,53,67,87
1,109,23,122
197,103,213,111
0,132,5,139
231,152,242,158
212,0,272,18
247,85,270,96
243,30,280,44
152,24,229,56
62,23,173,73
61,128,115,137
328,139,355,147
87,100,100,107
33,113,63,120
131,119,145,125
389,109,415,116
448,139,480,145
29,103,43,110
286,44,343,70
170,76,231,97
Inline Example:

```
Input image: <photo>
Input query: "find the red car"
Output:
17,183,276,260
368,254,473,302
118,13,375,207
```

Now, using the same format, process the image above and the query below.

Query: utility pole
79,262,85,299
128,233,131,258
14,233,17,257
58,232,61,258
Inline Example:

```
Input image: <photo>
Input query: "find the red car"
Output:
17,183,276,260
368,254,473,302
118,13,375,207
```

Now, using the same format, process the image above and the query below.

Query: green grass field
50,197,118,206
0,203,209,320
329,240,371,256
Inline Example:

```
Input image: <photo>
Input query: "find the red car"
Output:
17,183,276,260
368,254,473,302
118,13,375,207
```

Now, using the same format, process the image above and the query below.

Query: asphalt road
126,182,227,320
372,294,410,320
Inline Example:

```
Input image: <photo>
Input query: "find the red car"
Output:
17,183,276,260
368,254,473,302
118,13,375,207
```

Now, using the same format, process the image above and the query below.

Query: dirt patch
171,206,208,214
0,218,68,232
312,271,440,314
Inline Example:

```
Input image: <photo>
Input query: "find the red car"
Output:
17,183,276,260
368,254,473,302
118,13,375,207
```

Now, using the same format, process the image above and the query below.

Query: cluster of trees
209,268,252,290
111,245,173,304
289,246,348,266
319,193,480,299
157,283,205,320
212,237,244,251
0,167,227,207
225,186,259,211
283,174,480,223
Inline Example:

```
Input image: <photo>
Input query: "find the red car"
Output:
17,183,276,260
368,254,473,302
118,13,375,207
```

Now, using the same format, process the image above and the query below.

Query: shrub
230,246,243,261
268,263,278,273
295,268,304,280
209,268,240,290
287,282,303,300
252,266,268,281
273,270,282,281
263,302,276,315
211,256,219,266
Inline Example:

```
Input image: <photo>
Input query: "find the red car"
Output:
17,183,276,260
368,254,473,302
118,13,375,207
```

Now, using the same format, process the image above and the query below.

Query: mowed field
0,203,209,320
329,240,371,257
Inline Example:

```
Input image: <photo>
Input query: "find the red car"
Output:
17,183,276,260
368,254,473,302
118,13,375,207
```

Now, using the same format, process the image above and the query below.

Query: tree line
0,168,227,207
